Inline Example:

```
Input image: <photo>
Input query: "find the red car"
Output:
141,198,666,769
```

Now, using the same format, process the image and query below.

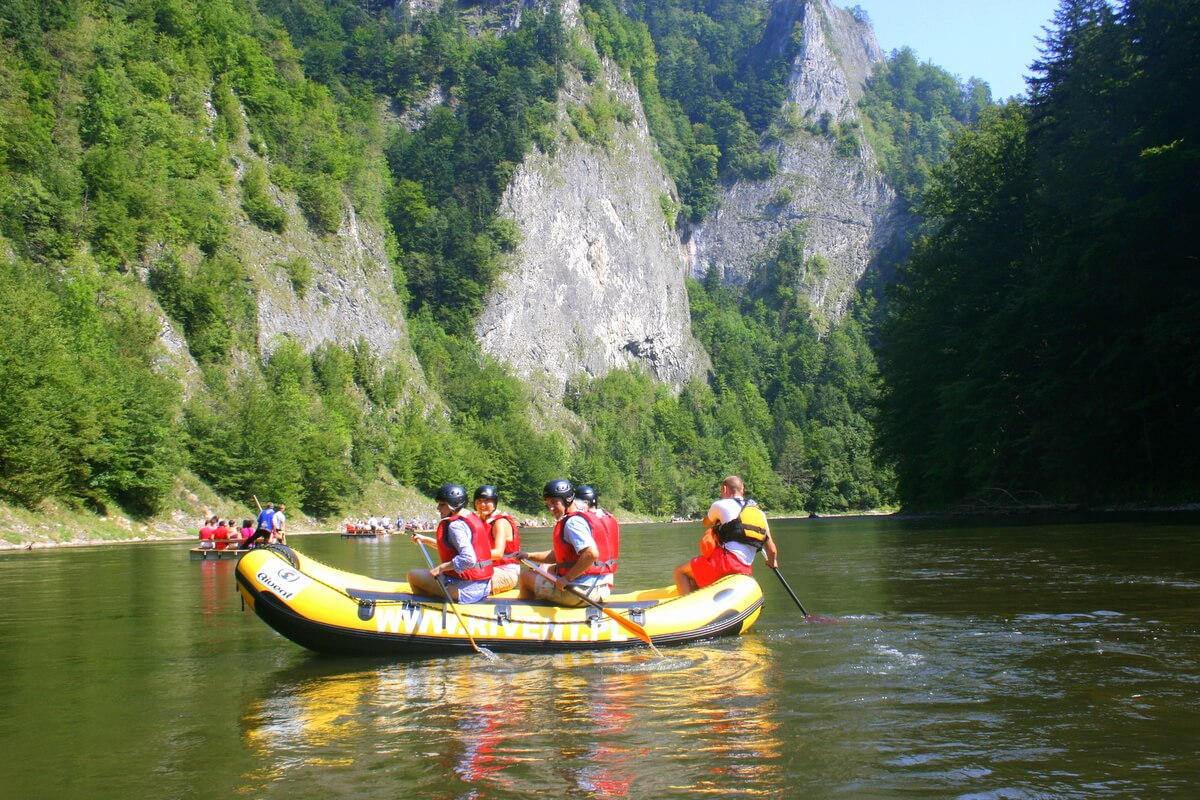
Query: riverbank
0,473,661,549
0,504,412,550
11,477,1185,551
0,502,890,550
1,471,262,548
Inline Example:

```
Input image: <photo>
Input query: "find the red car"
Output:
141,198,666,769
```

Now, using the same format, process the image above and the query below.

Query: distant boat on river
189,546,244,560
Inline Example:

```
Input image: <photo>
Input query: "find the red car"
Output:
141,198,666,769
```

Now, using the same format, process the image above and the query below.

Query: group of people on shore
196,502,286,550
343,516,436,535
405,474,779,607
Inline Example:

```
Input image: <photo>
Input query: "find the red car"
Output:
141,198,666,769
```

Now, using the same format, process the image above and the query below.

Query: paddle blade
602,606,653,645
518,557,659,653
601,607,662,656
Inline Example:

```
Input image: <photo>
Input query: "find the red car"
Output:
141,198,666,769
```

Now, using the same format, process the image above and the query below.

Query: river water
1,514,1197,798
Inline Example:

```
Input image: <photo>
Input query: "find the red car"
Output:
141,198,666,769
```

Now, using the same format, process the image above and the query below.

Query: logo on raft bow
256,564,312,600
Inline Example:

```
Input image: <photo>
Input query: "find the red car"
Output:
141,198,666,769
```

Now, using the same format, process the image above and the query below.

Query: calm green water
2,514,1198,798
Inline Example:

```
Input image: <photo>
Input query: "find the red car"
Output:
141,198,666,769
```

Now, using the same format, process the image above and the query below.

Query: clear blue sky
847,1,1062,100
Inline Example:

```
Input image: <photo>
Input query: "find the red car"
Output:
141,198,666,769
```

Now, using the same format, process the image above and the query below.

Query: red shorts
690,547,753,589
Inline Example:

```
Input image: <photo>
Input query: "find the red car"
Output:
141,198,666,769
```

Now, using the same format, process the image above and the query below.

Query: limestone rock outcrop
476,4,709,400
688,0,899,323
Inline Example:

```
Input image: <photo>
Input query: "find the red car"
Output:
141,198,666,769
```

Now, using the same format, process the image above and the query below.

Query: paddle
518,557,661,655
770,565,811,618
412,536,495,659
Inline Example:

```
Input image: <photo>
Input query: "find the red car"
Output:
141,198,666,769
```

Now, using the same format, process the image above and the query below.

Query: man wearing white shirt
673,476,778,595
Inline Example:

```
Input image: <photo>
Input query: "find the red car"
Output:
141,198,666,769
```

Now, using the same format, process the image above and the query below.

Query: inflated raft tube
236,545,764,655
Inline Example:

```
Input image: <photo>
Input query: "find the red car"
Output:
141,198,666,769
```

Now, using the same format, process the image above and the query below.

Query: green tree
241,162,287,232
0,263,80,505
879,0,1200,507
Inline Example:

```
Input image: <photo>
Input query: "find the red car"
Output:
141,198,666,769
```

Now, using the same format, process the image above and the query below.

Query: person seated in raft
673,475,779,596
472,484,520,595
575,484,620,576
407,484,494,603
198,517,218,549
516,479,615,607
226,520,243,547
213,518,231,550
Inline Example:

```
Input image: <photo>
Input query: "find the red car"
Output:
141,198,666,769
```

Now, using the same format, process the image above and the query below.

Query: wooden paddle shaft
413,537,487,655
518,557,657,650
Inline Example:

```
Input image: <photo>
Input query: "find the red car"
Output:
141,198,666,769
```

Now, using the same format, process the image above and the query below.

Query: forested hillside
878,0,1200,507
9,0,1179,528
0,0,573,517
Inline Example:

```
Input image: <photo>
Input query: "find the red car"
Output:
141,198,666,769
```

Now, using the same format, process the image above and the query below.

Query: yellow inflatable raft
236,545,764,655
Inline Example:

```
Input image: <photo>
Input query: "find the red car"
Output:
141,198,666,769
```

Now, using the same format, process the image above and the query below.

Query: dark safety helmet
435,484,467,510
542,478,574,504
575,484,597,506
474,484,499,502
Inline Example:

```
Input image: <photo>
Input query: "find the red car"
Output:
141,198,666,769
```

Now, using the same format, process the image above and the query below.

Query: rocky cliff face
153,108,429,405
475,1,709,400
177,0,893,411
688,0,898,323
234,186,420,383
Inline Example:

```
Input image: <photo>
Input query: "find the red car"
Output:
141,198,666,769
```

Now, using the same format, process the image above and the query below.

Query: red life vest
598,510,620,567
436,512,495,581
552,509,617,577
485,512,521,567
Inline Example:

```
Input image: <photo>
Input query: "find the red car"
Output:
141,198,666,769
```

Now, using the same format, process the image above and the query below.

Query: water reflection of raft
235,545,765,655
189,546,244,560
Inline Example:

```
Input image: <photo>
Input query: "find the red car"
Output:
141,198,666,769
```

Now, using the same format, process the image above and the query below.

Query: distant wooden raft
189,547,244,560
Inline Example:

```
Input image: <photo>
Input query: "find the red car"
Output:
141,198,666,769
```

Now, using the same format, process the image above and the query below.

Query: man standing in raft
271,503,287,544
240,502,275,549
673,475,779,595
518,479,616,606
408,484,494,603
